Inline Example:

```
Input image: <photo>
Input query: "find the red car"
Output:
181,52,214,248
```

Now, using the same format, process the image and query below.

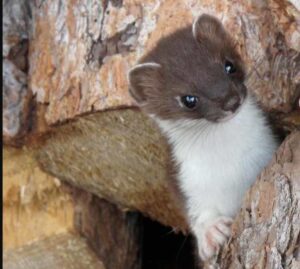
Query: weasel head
128,14,247,123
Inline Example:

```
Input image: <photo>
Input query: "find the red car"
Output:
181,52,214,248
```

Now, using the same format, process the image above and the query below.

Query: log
36,109,188,232
4,145,142,269
3,233,106,269
3,146,74,250
68,186,142,269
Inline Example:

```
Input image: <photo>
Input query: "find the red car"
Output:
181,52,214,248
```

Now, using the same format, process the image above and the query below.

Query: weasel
128,14,277,261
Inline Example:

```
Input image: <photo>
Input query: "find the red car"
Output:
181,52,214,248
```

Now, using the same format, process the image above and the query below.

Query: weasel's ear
128,62,162,104
192,14,228,45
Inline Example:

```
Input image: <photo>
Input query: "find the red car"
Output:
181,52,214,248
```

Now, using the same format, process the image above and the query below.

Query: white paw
198,216,233,261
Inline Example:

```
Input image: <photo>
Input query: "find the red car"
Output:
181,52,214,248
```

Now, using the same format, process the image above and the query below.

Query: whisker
175,235,188,265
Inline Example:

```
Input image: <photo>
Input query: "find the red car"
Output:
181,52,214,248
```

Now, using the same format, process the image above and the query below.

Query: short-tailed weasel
128,14,277,261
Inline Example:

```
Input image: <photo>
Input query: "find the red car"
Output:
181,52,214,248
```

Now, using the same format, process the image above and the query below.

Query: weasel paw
198,217,233,261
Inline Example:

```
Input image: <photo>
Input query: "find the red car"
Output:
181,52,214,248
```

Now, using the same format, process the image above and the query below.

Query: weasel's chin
217,111,238,122
217,104,244,122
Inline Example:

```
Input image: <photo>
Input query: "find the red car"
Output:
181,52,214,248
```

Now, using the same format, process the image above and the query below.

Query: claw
197,216,233,260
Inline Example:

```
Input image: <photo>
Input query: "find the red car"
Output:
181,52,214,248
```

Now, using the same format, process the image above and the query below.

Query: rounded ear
192,14,229,45
128,62,162,105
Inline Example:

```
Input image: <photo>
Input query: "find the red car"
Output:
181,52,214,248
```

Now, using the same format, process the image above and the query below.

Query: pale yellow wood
3,147,74,249
3,232,105,269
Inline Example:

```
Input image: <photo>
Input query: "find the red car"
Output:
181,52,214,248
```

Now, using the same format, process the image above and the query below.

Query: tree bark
3,0,32,144
28,0,300,126
3,0,299,145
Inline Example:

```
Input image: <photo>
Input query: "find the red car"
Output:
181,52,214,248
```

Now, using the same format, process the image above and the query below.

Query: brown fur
129,14,247,122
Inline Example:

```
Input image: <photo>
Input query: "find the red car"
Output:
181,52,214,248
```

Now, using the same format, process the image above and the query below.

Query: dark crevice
142,217,198,269
7,39,30,73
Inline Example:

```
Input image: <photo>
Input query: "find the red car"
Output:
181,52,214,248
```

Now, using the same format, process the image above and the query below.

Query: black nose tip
222,95,240,112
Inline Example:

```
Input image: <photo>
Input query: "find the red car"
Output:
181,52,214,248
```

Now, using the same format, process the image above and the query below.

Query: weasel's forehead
142,26,220,68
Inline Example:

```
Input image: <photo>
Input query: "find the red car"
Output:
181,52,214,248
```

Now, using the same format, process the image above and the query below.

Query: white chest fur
154,96,277,224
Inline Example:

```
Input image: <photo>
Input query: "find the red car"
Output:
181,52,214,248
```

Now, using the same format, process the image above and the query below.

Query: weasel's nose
222,95,240,112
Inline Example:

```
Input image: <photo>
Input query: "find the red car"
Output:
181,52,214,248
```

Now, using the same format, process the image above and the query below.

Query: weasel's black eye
181,95,198,109
225,60,236,74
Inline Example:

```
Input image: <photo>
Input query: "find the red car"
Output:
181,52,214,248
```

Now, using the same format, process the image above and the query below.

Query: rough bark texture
36,109,188,232
3,0,300,144
206,131,300,269
69,186,142,269
29,0,300,125
3,0,32,144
